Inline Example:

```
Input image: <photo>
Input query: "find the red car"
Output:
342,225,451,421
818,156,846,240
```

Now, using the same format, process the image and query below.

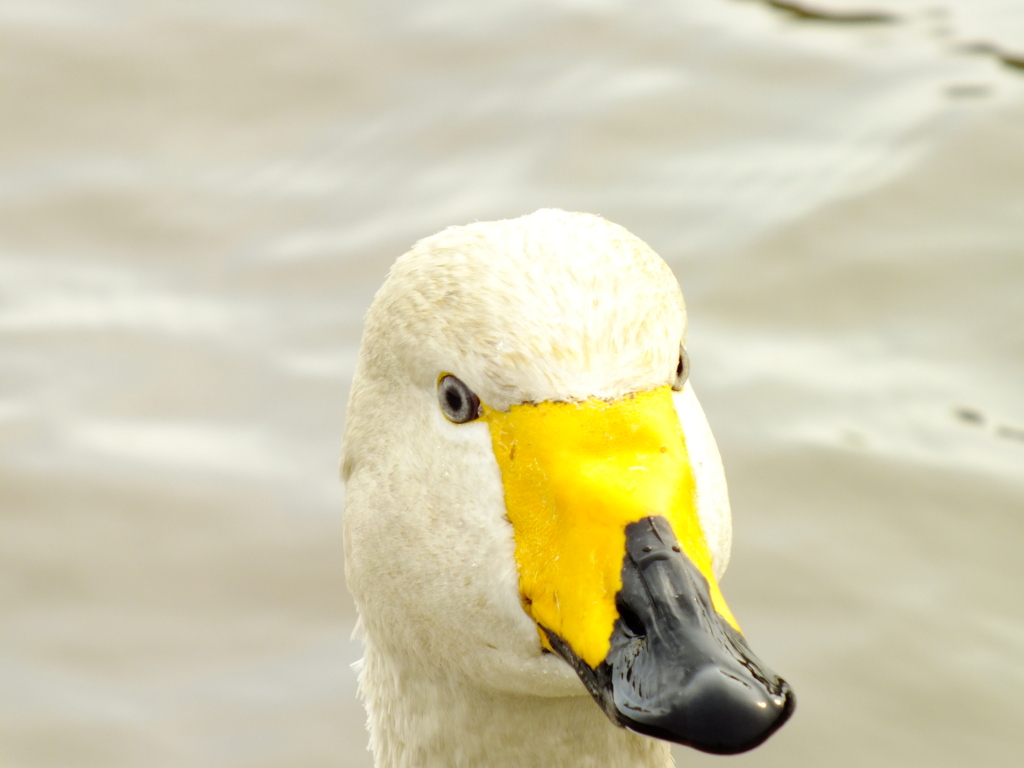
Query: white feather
343,209,733,768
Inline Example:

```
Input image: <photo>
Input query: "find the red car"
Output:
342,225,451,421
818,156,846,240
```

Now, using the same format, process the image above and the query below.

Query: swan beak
483,386,794,754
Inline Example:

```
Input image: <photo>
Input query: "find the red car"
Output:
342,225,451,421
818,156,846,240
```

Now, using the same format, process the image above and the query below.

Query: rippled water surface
3,1,1023,766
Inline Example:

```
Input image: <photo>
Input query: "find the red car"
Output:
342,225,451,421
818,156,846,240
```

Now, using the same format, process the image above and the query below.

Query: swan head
342,209,793,755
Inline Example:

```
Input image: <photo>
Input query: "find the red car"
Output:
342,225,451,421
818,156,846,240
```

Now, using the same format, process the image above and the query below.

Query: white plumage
343,210,735,768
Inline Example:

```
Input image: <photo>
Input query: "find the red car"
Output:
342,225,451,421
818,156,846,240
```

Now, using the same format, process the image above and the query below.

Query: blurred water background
2,1,1023,766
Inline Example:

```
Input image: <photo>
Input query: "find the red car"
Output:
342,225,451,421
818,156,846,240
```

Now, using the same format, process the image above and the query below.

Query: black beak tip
615,669,796,755
547,516,797,754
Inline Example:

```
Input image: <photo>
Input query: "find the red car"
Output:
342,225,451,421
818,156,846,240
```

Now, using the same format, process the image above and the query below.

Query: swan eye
438,374,482,424
672,347,690,391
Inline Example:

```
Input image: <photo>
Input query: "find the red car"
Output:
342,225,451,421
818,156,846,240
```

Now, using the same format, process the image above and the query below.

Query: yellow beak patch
483,385,739,669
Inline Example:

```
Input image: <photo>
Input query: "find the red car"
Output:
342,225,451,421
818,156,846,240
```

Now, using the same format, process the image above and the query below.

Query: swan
342,209,794,768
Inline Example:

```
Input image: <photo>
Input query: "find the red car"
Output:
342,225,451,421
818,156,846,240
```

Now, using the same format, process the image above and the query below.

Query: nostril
616,598,646,638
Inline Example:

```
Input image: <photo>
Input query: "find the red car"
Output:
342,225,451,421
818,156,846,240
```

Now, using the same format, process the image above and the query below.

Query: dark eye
672,347,690,391
438,374,481,423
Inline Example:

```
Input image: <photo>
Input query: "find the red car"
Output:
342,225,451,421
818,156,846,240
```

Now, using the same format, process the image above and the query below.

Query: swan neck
358,640,673,768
